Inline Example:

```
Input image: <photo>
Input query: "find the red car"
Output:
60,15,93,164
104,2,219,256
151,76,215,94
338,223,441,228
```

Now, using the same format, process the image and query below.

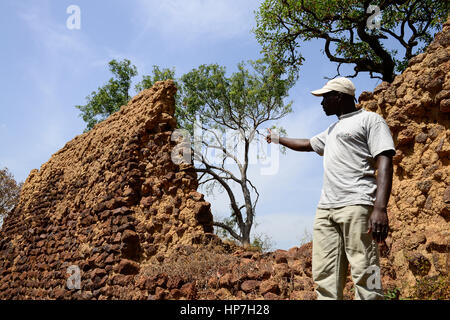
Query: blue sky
1,0,391,249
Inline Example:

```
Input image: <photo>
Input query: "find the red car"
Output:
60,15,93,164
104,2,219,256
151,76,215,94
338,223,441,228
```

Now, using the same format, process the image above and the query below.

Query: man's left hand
368,207,389,243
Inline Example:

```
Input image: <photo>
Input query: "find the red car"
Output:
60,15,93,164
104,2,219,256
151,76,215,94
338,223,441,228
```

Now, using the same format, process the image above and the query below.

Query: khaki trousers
312,205,383,300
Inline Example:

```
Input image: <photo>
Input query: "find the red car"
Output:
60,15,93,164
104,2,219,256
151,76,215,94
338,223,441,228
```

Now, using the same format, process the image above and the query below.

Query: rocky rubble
131,242,318,300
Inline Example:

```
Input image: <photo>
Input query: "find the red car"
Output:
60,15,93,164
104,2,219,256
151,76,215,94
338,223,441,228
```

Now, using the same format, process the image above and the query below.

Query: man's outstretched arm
369,150,394,243
266,128,314,152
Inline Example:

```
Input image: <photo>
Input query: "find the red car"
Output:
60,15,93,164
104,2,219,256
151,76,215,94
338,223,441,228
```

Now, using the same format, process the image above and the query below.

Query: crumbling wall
0,80,216,299
358,19,450,298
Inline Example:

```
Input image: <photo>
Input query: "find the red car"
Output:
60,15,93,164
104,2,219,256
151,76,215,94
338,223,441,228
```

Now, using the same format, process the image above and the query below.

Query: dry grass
139,242,274,293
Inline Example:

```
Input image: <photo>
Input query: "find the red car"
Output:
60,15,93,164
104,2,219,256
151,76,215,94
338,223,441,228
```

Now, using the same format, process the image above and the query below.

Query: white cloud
17,3,92,65
133,0,260,43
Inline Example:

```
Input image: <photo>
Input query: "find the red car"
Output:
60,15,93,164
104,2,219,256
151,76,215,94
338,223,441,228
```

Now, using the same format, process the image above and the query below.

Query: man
266,77,395,300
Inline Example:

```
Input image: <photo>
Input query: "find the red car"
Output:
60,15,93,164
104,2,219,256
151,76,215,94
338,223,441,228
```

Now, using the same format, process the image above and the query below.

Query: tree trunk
382,70,395,83
241,228,251,248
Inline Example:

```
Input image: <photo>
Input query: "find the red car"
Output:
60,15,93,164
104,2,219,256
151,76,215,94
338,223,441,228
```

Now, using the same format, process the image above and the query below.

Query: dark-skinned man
266,77,395,300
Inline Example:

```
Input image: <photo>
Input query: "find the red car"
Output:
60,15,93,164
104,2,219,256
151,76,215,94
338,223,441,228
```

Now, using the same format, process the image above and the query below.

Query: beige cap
311,77,356,97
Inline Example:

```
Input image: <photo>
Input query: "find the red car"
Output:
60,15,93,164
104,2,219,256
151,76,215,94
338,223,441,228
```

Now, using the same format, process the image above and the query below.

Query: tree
0,167,23,224
75,60,179,132
254,0,450,82
135,65,177,93
178,59,296,246
214,215,275,253
76,59,138,132
74,58,294,247
134,65,185,122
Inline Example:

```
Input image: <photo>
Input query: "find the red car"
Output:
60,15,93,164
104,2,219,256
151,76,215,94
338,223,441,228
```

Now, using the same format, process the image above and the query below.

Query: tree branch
355,17,395,81
199,125,244,171
194,165,244,228
199,141,242,183
245,177,260,212
213,221,241,241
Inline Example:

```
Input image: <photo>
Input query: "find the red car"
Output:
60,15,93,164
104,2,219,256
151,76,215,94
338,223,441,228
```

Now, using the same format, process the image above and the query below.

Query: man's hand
265,129,313,151
368,207,389,243
370,152,393,243
266,128,279,144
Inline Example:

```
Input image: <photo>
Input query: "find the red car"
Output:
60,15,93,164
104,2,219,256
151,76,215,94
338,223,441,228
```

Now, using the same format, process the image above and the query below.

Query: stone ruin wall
0,81,217,299
358,18,450,296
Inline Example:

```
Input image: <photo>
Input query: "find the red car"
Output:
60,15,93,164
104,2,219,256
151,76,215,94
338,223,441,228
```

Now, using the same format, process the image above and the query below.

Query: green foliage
76,59,138,132
383,287,400,300
254,0,450,81
251,232,275,253
135,65,185,128
267,124,288,155
135,65,177,92
179,58,296,137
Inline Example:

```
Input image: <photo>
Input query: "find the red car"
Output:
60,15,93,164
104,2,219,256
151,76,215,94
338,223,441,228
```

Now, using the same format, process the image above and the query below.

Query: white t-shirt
310,108,396,209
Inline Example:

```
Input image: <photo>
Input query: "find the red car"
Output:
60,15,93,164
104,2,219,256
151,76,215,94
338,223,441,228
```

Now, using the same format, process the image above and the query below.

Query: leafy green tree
179,59,295,246
76,60,178,133
0,167,23,225
135,65,177,92
76,59,138,132
254,0,450,82
134,65,185,123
